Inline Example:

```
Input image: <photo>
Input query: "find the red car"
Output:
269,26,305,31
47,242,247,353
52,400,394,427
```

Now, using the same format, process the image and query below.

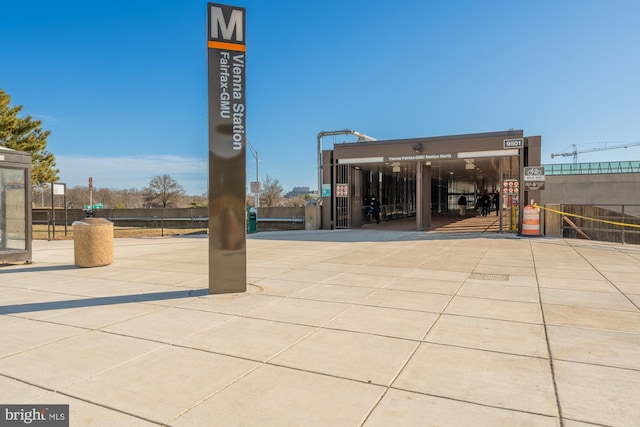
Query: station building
320,130,542,231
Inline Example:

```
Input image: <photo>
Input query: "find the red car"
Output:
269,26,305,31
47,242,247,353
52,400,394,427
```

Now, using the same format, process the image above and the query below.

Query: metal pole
499,159,503,233
255,150,259,207
317,129,377,199
621,204,626,244
64,189,68,236
51,183,55,239
317,132,324,199
518,147,524,234
247,141,259,207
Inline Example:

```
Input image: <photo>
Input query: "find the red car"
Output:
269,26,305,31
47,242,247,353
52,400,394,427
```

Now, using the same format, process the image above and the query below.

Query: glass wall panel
0,167,27,252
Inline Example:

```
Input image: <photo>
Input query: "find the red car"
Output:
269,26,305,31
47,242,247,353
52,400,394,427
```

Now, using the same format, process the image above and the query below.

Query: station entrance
320,130,541,232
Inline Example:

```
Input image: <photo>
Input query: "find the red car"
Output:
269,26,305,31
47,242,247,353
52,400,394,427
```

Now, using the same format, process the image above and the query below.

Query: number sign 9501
503,138,524,149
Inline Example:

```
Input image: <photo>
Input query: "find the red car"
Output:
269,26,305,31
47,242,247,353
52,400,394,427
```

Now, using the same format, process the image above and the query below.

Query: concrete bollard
72,218,114,267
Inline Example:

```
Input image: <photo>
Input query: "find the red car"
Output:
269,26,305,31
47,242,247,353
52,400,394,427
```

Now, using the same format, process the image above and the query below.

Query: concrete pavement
1,230,639,426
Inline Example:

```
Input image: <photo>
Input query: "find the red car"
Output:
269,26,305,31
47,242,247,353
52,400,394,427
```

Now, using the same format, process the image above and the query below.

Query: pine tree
0,88,59,190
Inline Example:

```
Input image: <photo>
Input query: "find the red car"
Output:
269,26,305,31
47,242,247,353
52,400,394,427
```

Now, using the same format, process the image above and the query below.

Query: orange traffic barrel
522,204,540,236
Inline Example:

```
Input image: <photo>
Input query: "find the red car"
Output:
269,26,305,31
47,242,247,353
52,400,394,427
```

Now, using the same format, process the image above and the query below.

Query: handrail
107,216,208,222
105,216,304,223
258,217,304,223
31,211,52,241
544,203,640,245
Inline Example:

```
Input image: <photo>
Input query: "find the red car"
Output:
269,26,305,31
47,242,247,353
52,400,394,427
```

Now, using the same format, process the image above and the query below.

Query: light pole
247,140,259,207
316,129,376,198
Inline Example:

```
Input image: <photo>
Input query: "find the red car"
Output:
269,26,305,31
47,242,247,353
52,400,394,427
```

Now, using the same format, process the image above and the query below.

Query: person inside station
457,194,467,216
370,196,381,224
481,193,491,217
363,194,371,221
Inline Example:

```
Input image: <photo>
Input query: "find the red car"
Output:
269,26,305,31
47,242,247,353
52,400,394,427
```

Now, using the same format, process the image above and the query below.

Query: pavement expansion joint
468,273,510,281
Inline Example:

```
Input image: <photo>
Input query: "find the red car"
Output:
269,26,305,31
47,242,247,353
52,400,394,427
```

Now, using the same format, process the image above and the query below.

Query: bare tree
260,175,283,207
37,183,199,209
113,188,145,208
282,196,305,207
65,186,90,209
143,175,185,208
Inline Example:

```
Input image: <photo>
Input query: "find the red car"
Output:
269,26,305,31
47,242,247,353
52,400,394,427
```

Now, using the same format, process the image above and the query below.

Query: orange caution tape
534,204,640,229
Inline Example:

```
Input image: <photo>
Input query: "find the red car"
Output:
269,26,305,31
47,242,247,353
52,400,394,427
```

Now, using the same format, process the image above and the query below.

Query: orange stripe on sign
208,40,246,52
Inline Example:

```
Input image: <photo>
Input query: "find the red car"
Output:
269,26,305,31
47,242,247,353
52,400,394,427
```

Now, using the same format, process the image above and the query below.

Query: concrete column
544,204,562,237
351,167,363,228
416,164,432,231
304,205,321,230
321,151,333,230
422,164,432,230
416,163,423,231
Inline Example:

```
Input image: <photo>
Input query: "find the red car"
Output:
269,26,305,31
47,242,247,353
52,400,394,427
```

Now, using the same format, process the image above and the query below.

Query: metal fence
32,207,307,236
335,164,350,229
544,161,640,175
559,204,640,244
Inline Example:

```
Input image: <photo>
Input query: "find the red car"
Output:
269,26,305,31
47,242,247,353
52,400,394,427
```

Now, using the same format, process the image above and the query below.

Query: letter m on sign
209,3,245,47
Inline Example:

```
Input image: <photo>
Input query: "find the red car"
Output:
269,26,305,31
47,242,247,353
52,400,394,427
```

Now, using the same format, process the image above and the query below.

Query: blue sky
2,0,640,195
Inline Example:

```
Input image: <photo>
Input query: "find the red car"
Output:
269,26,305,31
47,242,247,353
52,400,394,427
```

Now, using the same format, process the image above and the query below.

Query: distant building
284,187,316,198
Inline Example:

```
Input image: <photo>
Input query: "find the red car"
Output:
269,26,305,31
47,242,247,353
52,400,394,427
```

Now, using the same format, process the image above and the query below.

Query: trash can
246,207,257,234
72,217,114,267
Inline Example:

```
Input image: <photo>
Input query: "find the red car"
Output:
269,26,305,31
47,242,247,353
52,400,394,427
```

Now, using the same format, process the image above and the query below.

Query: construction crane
551,142,640,164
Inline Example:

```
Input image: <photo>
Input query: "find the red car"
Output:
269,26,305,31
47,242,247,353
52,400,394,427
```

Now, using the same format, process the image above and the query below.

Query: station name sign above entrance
386,153,457,162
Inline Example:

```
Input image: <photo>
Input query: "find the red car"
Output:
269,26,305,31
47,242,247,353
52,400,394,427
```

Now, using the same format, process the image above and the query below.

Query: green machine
246,207,257,234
